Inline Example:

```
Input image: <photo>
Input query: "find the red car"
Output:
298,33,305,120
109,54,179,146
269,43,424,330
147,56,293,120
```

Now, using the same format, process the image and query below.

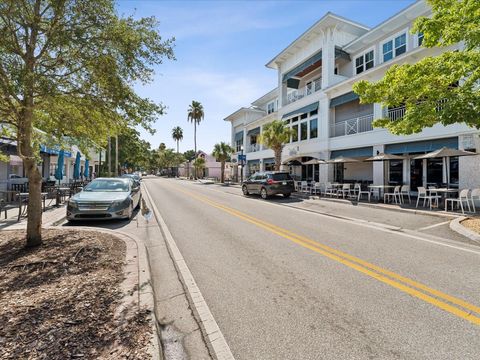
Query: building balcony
285,79,321,105
385,106,405,121
330,114,374,138
247,143,261,153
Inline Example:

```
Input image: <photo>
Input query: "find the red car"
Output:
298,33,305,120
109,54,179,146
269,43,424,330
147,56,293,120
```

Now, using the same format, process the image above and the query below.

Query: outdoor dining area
0,151,91,222
284,147,479,214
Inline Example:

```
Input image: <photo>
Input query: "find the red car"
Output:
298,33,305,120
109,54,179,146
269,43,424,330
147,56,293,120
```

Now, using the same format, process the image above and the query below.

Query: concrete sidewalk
0,203,66,230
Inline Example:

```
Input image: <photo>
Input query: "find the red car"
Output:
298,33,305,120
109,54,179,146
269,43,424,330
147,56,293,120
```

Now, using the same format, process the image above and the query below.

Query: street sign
237,154,246,162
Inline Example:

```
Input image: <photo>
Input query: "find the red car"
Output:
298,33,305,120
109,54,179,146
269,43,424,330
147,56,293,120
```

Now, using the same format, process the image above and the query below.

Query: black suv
242,172,295,199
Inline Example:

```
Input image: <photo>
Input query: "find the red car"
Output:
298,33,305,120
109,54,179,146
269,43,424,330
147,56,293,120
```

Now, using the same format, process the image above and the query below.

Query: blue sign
237,154,246,162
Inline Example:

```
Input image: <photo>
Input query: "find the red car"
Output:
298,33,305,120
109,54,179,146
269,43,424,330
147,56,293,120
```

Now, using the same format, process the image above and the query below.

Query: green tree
117,127,152,172
172,126,183,153
259,120,293,171
183,149,196,178
0,0,174,247
212,142,234,183
193,157,206,179
352,0,480,135
187,101,204,156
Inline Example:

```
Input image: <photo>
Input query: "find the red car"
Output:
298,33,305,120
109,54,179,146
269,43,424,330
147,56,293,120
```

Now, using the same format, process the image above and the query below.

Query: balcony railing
330,114,374,138
247,143,261,153
286,79,321,105
386,106,405,121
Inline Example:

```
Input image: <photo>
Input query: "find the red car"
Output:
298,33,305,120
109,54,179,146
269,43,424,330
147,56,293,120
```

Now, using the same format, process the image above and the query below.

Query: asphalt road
145,178,480,360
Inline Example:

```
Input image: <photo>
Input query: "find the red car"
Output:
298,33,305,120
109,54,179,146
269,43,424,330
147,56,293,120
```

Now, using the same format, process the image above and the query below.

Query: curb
449,217,480,245
142,183,235,360
49,225,162,360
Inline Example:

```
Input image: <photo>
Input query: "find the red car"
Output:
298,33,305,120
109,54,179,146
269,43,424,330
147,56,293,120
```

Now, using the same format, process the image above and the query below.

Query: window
291,124,298,142
300,113,307,120
417,32,424,47
309,118,318,139
300,122,308,141
355,50,374,74
267,101,275,114
291,116,298,123
383,33,407,62
310,109,318,116
235,138,243,152
389,160,403,185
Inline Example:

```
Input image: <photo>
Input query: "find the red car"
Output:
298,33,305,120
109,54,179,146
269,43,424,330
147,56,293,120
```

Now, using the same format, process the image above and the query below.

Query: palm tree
259,120,294,171
193,157,206,178
187,101,204,156
172,126,183,153
212,142,234,183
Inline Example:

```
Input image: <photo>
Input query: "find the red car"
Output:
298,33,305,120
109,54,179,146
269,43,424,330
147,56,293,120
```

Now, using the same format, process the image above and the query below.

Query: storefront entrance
410,159,423,191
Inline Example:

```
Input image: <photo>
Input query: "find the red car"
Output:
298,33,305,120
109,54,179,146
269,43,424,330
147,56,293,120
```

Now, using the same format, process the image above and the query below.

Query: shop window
291,124,298,142
309,118,318,139
389,160,403,185
427,158,443,186
449,156,459,185
300,122,308,141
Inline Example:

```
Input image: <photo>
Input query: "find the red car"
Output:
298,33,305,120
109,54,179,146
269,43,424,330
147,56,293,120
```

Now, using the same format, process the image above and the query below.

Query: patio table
368,185,395,201
428,188,458,206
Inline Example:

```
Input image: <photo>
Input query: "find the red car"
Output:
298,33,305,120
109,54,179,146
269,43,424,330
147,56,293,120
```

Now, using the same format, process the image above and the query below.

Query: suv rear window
271,173,292,181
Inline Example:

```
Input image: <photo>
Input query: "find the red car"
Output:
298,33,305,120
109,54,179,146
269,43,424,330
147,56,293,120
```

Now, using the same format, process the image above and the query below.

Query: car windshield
271,173,292,181
84,179,130,192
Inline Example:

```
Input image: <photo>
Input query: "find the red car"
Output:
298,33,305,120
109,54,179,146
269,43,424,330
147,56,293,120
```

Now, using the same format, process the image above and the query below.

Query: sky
117,0,416,154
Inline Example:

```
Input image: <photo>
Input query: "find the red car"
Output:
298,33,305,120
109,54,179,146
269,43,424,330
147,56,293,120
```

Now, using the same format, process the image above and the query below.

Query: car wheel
260,187,268,199
283,193,291,198
242,185,249,196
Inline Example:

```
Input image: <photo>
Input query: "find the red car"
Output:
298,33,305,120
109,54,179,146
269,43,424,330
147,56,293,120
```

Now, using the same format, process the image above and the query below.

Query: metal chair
400,185,411,204
355,184,371,202
337,184,351,199
384,185,401,204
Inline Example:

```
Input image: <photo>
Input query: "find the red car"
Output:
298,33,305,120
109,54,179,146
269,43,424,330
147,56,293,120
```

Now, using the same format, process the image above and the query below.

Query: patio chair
355,184,371,202
400,185,412,204
470,188,480,213
300,181,308,193
384,186,401,204
416,187,441,210
324,182,336,197
310,182,322,195
337,184,351,199
445,189,471,214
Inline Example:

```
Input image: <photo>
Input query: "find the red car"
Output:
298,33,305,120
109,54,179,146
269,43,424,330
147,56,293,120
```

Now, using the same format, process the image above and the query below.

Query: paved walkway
0,203,66,230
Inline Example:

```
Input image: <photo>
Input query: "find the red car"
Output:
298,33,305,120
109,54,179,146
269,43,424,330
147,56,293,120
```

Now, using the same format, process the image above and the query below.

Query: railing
286,79,322,105
330,114,374,138
386,106,405,121
247,143,261,153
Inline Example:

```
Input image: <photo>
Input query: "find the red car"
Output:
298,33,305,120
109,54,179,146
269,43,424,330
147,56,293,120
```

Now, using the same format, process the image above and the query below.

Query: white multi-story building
224,0,480,190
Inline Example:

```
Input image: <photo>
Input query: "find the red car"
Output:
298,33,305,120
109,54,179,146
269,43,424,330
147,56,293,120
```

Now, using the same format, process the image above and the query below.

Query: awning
282,51,322,83
263,158,275,165
330,91,360,108
385,138,458,154
282,47,350,83
234,132,244,141
247,127,260,136
282,102,319,119
331,147,373,159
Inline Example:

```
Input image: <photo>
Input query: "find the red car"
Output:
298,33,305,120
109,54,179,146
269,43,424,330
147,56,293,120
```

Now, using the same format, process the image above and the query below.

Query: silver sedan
66,178,141,221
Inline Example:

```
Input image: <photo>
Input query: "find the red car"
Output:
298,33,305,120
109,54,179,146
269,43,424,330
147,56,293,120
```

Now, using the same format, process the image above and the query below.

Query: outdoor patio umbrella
54,149,65,185
73,151,81,180
302,159,326,165
364,153,406,162
84,159,89,179
326,156,360,164
364,153,406,186
282,156,303,166
414,147,477,185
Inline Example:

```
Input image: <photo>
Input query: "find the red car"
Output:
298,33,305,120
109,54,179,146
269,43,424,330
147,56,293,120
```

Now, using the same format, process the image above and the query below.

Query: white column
373,103,383,119
321,27,336,89
373,145,385,185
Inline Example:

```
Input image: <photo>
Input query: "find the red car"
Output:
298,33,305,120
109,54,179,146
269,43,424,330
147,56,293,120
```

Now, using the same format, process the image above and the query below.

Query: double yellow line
170,184,480,326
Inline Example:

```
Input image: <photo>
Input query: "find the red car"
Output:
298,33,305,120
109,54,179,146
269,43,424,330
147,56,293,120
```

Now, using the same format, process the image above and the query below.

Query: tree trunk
194,123,197,179
176,140,179,153
274,147,282,171
24,158,43,247
220,161,225,183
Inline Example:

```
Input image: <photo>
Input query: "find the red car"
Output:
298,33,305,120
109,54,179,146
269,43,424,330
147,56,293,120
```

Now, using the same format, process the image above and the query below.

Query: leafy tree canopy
352,0,480,135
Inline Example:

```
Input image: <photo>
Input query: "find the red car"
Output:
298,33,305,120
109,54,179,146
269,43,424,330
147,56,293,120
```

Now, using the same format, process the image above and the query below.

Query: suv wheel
283,193,291,198
260,187,268,199
242,185,249,196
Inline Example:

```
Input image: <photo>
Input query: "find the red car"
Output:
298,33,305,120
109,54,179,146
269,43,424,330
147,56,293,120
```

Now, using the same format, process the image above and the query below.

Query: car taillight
267,179,274,185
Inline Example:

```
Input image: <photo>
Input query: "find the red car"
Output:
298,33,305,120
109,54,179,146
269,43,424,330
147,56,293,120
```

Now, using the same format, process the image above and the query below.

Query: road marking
196,182,480,256
417,221,452,231
142,183,235,360
163,182,480,326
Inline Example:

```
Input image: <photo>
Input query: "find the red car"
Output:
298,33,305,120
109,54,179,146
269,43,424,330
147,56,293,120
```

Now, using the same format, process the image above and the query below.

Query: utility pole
108,136,111,177
115,135,119,176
